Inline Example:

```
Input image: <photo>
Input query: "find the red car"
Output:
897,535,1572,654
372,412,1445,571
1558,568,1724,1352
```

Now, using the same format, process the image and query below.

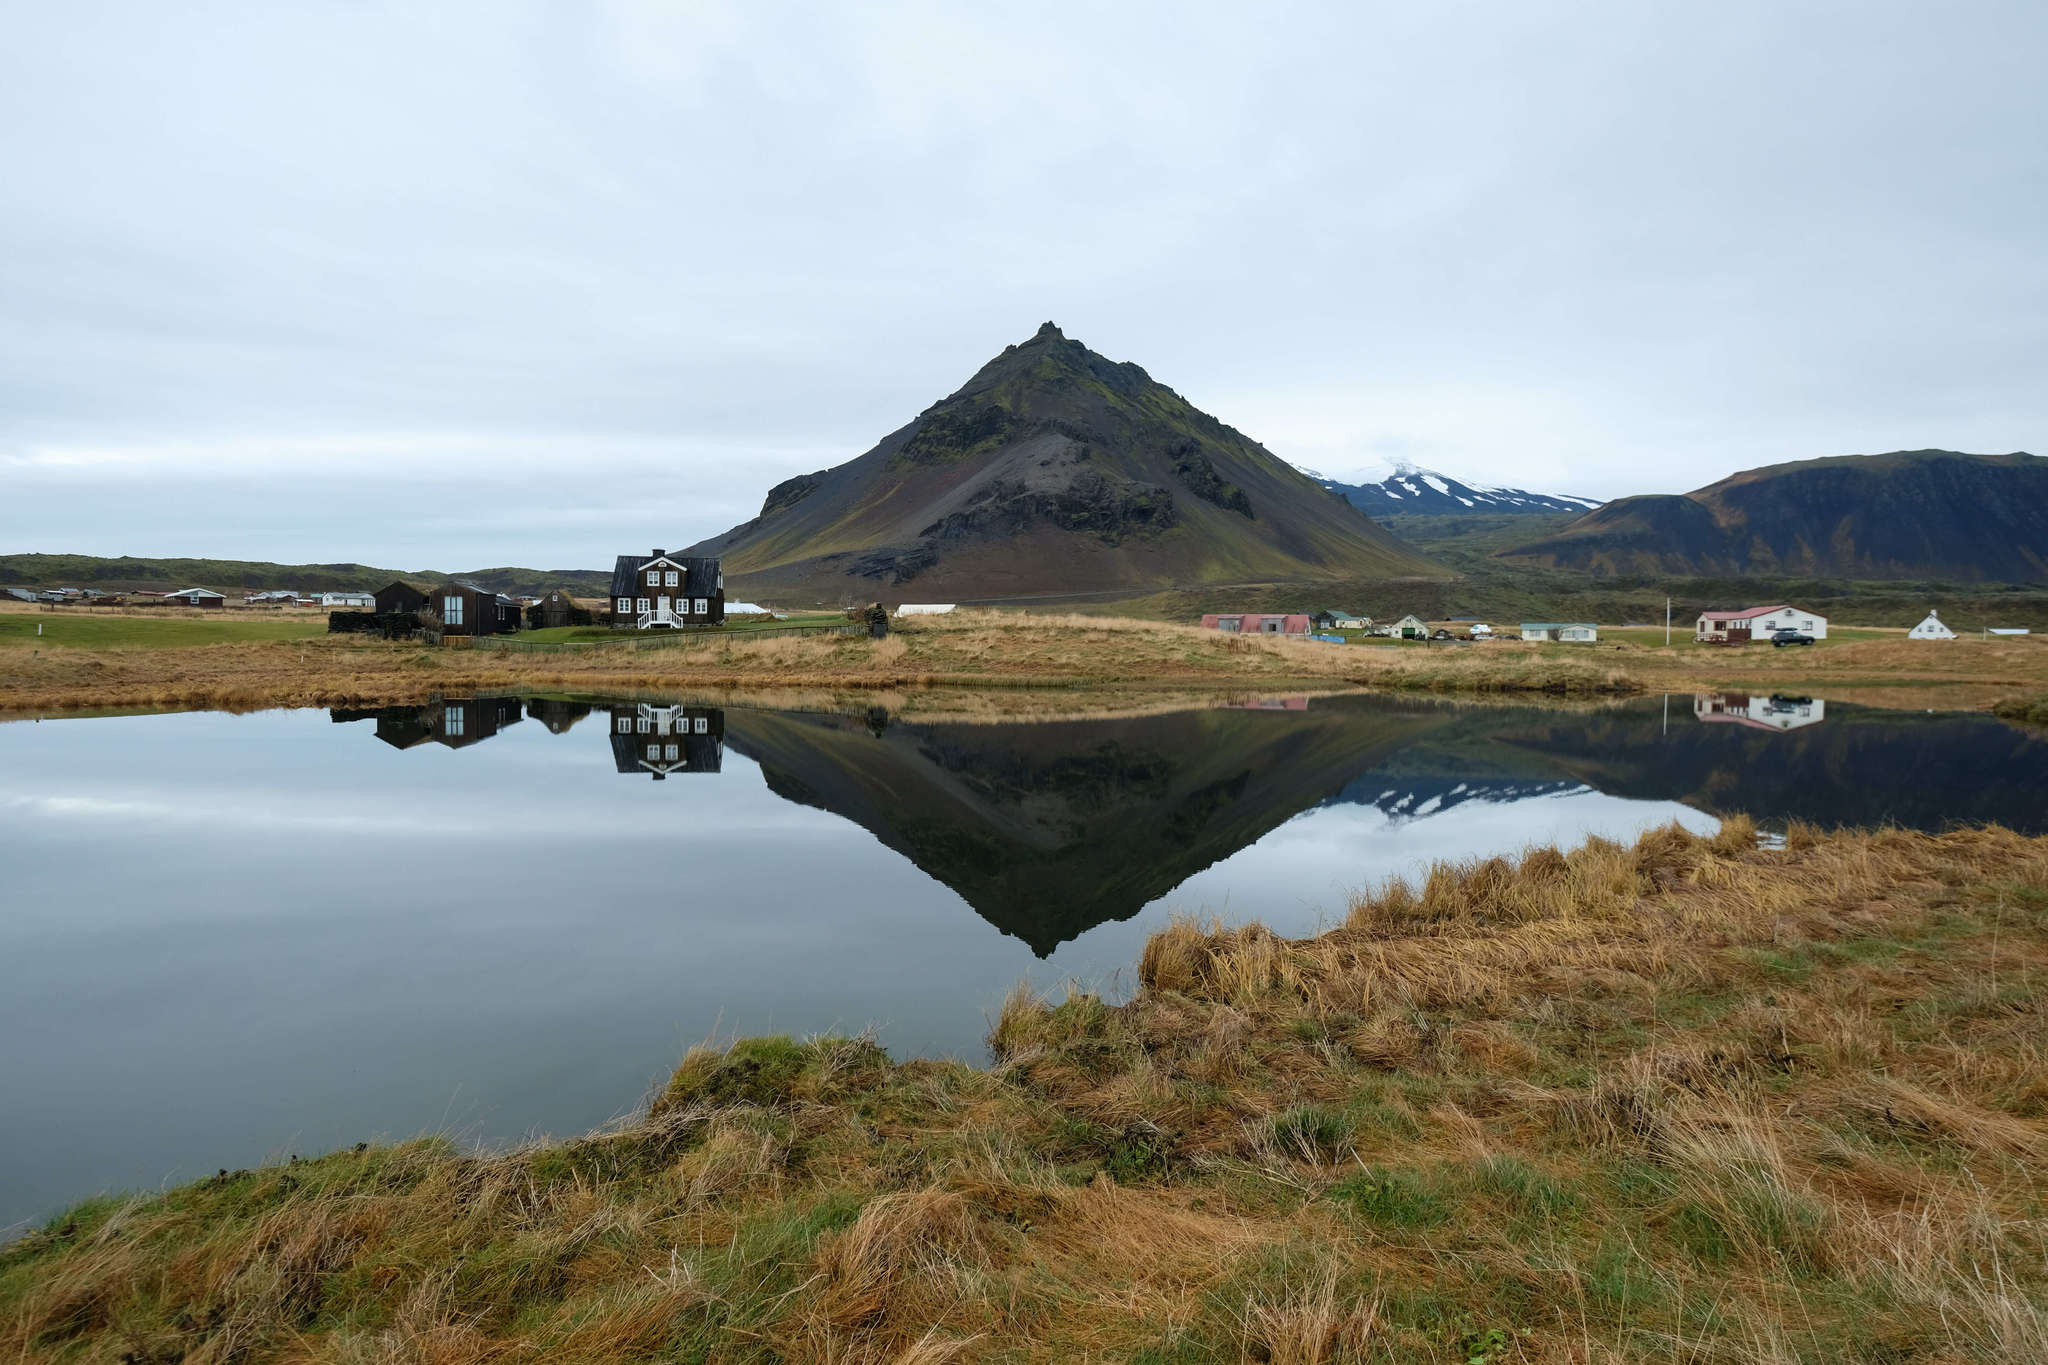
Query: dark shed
374,580,431,615
528,589,589,630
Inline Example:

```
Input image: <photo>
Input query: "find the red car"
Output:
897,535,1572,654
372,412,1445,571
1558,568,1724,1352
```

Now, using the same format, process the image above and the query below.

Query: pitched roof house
1908,610,1956,640
1695,605,1828,643
609,550,724,629
163,587,226,608
430,581,520,636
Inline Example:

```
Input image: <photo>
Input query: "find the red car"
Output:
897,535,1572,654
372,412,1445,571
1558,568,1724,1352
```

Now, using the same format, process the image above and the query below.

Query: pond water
3,691,2043,1230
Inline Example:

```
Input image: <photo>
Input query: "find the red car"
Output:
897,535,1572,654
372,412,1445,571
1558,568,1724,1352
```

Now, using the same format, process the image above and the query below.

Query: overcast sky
3,1,2043,570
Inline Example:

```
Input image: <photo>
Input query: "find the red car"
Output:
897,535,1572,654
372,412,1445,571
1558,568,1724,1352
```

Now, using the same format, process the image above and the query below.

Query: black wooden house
609,550,724,629
434,581,521,636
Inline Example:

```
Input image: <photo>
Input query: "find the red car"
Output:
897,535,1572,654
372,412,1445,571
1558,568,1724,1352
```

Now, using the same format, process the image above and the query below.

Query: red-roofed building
1694,604,1827,644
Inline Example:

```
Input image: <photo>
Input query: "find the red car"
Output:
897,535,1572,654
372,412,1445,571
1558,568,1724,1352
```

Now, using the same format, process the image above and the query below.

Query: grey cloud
2,0,2042,566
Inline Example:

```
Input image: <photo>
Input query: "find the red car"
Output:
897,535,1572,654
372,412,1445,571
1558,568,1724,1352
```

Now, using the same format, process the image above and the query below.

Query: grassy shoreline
4,607,2045,717
5,819,2044,1361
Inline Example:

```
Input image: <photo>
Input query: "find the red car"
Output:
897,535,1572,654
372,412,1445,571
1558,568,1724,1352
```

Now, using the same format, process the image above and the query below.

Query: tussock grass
6,822,2048,1361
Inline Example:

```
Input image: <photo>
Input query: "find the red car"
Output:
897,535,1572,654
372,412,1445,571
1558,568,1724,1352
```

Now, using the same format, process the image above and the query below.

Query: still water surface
4,692,2043,1229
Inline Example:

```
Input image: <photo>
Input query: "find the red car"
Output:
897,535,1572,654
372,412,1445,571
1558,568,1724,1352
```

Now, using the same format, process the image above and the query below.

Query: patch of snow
1421,475,1452,496
1456,495,1474,506
1383,486,1402,498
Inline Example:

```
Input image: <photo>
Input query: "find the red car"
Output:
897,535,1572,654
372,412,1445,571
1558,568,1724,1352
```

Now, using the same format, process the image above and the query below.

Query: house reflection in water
331,696,724,778
1693,692,1826,733
330,698,594,750
608,704,724,779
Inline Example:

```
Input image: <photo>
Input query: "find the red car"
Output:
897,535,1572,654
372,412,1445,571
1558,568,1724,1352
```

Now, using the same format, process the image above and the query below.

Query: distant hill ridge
1304,463,1601,516
0,554,611,597
1499,449,2048,581
687,322,1445,602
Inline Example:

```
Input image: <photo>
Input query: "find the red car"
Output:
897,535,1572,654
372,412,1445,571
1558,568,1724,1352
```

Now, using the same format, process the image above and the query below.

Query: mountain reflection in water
331,692,2048,956
8,692,2045,1233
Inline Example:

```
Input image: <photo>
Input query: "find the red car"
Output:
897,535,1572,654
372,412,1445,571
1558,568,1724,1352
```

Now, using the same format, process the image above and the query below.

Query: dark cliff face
1500,451,2047,580
686,323,1443,601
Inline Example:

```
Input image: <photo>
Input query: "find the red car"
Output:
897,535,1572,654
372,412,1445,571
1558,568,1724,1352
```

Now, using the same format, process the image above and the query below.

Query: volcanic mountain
686,324,1442,602
1305,463,1601,516
1499,450,2048,580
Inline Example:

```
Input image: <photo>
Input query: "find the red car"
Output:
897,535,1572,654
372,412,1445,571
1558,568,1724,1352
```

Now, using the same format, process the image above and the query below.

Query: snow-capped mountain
1300,463,1602,516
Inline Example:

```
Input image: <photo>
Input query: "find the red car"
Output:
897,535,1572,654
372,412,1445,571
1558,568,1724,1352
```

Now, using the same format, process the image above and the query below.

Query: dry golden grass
6,820,2046,1362
10,606,2040,716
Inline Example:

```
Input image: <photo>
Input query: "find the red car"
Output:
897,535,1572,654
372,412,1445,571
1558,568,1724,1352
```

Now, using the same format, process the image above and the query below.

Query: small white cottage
1908,610,1956,640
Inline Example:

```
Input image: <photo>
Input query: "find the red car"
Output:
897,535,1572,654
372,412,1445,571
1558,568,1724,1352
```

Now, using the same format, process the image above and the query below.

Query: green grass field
0,612,327,649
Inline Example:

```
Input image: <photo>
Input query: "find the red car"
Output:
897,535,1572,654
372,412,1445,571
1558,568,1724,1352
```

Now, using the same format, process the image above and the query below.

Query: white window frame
616,716,630,733
664,569,679,587
636,597,649,614
664,743,679,761
694,597,708,614
646,742,660,759
636,716,650,733
694,716,707,734
616,597,630,612
646,569,660,586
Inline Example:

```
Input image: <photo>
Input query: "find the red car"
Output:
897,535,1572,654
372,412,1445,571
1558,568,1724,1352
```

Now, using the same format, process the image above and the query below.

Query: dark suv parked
1771,629,1816,647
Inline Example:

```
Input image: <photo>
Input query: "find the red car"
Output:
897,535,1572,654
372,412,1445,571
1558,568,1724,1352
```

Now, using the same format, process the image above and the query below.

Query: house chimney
651,548,664,557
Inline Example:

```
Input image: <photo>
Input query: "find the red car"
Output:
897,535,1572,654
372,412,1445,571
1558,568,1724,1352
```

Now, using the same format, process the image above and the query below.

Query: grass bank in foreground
6,821,2044,1362
4,607,2045,715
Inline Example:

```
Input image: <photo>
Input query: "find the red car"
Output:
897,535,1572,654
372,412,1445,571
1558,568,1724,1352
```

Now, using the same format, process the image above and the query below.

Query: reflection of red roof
1699,604,1792,622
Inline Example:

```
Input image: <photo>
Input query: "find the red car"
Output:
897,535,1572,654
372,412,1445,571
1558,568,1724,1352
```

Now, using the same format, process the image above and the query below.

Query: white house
1695,604,1827,643
1908,610,1956,640
1521,622,1598,642
162,588,225,608
1390,614,1429,638
320,591,375,608
1694,692,1827,733
895,603,956,616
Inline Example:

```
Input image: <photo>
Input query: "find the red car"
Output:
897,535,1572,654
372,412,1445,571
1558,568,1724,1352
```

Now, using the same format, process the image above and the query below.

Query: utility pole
1665,596,1671,647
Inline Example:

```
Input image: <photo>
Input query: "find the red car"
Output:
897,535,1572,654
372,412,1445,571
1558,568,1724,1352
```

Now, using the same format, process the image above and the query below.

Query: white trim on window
664,570,679,586
694,597,708,614
616,597,630,612
636,597,650,613
645,569,659,586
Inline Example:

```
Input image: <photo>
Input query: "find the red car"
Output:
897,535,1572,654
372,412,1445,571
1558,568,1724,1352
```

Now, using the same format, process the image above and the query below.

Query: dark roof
609,552,721,600
448,579,518,607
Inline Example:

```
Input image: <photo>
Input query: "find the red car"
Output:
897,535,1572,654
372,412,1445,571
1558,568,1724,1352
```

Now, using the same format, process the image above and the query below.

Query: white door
657,595,671,617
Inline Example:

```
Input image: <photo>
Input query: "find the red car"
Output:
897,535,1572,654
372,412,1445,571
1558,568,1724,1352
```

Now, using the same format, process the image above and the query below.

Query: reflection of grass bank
8,821,2045,1361
2,608,2044,715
